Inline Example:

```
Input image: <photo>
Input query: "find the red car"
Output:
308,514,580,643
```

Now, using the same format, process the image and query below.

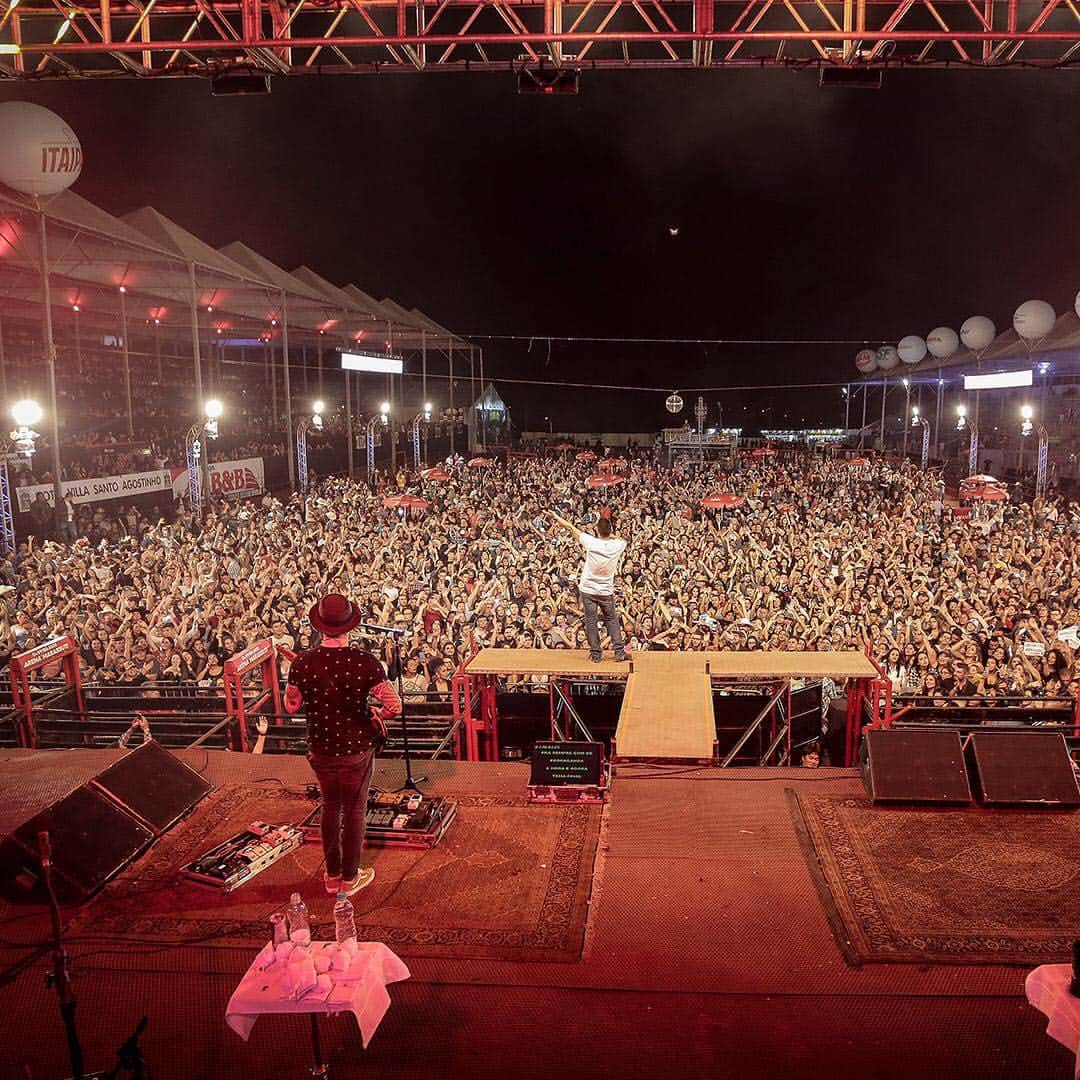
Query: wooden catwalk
464,649,879,763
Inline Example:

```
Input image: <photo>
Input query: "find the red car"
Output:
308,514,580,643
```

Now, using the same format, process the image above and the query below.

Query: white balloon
926,326,959,359
897,335,927,365
0,101,82,198
959,316,996,354
876,346,899,371
855,349,878,373
1074,290,1079,320
1013,299,1056,342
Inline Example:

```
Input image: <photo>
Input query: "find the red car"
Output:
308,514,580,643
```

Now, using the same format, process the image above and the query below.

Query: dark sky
4,71,1079,431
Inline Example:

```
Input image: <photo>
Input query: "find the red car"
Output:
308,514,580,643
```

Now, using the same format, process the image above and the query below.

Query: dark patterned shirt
287,646,392,756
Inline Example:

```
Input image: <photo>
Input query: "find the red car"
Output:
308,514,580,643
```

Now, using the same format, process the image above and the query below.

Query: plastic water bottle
287,891,311,946
334,896,357,944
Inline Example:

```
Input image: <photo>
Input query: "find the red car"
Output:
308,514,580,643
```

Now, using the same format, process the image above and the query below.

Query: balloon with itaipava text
0,101,82,198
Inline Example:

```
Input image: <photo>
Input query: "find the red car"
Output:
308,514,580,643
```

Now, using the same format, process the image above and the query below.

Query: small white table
226,940,410,1076
1026,964,1080,1079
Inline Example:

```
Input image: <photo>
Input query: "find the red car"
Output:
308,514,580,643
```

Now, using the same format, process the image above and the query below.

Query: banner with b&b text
15,458,265,513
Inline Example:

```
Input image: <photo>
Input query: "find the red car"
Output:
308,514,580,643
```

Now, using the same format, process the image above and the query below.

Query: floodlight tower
366,402,390,478
186,399,222,519
297,400,325,496
412,402,433,469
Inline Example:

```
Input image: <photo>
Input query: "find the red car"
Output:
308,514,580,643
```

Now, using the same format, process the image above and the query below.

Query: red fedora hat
308,593,364,637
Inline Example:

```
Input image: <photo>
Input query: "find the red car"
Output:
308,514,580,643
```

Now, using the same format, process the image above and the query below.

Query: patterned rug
69,784,602,962
789,790,1080,966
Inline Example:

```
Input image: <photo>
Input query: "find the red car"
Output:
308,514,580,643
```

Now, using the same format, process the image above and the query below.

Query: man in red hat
285,593,400,897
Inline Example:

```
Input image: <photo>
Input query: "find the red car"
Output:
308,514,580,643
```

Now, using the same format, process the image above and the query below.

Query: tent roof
473,381,506,410
219,241,327,300
340,283,396,323
219,241,348,336
0,185,465,351
123,206,269,287
0,184,202,306
4,186,177,256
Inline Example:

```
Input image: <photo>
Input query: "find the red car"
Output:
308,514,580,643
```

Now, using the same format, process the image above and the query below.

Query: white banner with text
17,458,265,512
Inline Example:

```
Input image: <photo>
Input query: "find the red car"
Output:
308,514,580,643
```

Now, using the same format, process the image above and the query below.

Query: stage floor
0,748,1071,1080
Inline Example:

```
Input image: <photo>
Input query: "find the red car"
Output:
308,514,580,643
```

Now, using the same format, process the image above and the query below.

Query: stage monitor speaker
93,740,212,834
860,728,972,804
966,732,1080,808
2,785,152,903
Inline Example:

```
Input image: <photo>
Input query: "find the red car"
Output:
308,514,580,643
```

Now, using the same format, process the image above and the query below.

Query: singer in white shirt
549,512,628,663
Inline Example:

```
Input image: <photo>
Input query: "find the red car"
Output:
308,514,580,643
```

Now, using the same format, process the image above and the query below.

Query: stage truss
1,0,1079,77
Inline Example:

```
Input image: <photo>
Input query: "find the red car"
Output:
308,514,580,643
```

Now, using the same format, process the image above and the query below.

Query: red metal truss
1,0,1079,75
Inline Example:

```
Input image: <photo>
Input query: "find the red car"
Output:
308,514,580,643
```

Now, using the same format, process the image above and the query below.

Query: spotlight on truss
517,66,580,95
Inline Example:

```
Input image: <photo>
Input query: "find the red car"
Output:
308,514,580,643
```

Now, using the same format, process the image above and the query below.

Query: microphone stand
357,622,426,793
39,830,85,1080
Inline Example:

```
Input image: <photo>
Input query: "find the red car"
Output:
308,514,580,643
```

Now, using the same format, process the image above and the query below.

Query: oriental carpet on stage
69,784,602,962
789,791,1080,966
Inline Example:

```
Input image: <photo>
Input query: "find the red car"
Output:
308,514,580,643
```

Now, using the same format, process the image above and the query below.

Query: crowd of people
2,452,1078,712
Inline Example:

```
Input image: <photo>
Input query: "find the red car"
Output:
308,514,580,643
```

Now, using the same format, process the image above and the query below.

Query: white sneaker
338,868,376,897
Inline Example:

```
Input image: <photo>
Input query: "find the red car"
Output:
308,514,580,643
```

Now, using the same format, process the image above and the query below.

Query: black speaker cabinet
0,741,212,904
93,740,211,833
966,732,1080,808
1,784,153,903
860,728,973,804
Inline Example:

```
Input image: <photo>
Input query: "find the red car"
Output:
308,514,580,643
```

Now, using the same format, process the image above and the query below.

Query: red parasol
575,450,597,462
552,442,575,451
402,495,431,511
747,447,776,459
846,457,871,466
420,467,450,482
587,473,624,489
700,493,744,510
382,494,407,509
966,485,1008,502
598,456,628,471
961,474,1001,487
467,457,494,468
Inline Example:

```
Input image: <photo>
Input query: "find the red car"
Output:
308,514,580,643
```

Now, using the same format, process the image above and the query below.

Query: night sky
3,71,1079,432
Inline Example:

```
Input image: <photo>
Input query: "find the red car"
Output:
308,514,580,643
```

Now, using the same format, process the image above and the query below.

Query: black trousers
308,749,375,879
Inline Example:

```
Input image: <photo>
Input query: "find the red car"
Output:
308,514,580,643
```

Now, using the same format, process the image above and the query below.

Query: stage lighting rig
517,66,580,95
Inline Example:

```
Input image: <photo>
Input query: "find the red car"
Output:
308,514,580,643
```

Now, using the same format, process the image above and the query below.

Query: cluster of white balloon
854,296,1079,376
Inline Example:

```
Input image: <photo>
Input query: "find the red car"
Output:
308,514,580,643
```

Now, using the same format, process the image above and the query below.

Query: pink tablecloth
1026,964,1080,1079
226,940,410,1049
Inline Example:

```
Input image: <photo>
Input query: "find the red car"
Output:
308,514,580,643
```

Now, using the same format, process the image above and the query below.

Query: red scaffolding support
223,638,282,752
8,636,85,748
